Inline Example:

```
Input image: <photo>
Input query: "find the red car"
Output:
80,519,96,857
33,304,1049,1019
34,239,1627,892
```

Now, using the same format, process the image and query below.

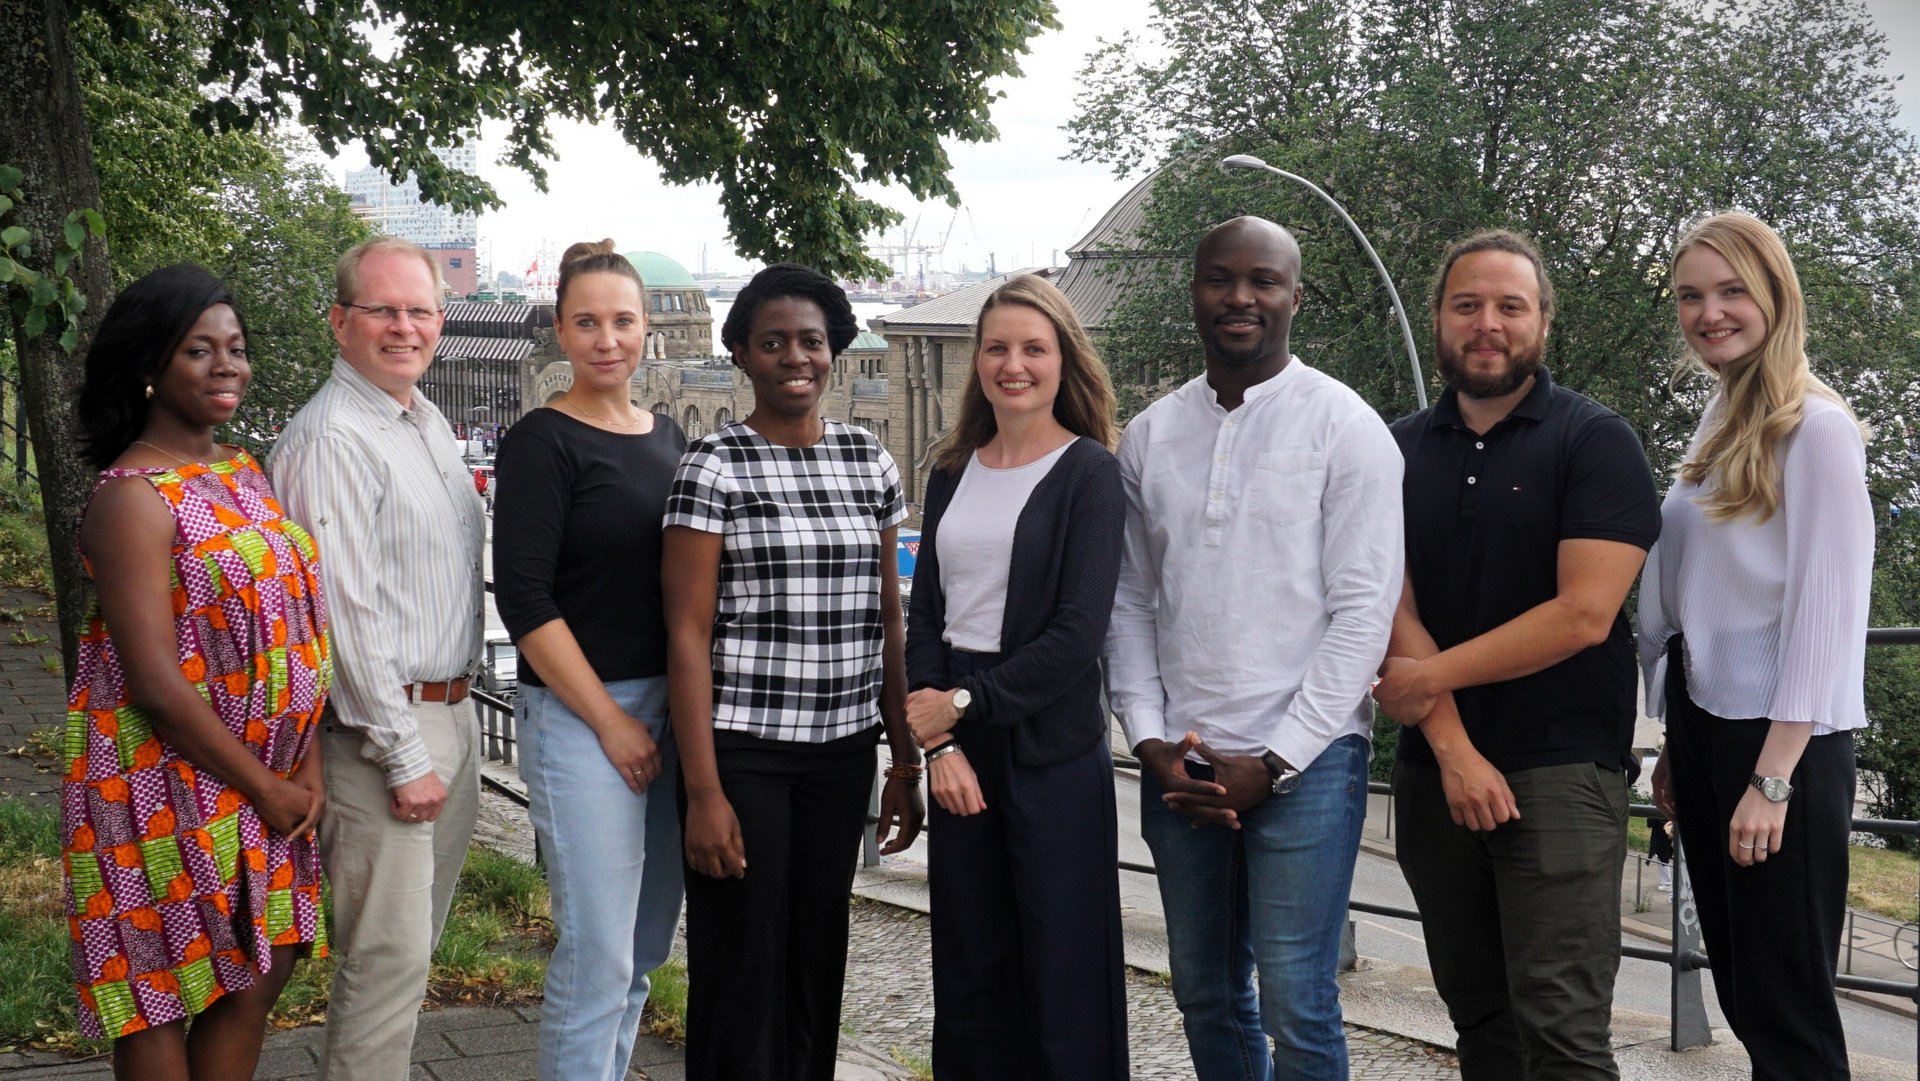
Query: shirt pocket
1250,450,1326,526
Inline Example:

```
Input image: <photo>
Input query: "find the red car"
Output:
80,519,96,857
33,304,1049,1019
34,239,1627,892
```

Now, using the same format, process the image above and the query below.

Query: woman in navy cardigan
905,274,1129,1079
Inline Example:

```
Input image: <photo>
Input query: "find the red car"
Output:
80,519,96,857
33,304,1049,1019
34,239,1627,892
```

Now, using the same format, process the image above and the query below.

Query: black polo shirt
1390,368,1660,775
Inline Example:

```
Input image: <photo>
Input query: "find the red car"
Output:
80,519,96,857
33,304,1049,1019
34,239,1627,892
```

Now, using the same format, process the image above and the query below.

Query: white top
939,439,1076,652
269,358,487,786
1638,394,1872,732
1104,360,1404,770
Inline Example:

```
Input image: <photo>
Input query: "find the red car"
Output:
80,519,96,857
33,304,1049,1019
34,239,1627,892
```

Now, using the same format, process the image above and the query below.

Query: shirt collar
1432,365,1556,431
328,356,441,427
1203,354,1304,410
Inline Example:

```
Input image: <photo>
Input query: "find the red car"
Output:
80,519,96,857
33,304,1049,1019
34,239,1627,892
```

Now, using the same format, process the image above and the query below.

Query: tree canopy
1070,0,1920,810
1,0,1059,662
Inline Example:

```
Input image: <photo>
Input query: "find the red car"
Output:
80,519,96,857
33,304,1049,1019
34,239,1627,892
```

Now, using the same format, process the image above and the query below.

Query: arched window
651,401,671,415
714,407,733,430
683,405,702,438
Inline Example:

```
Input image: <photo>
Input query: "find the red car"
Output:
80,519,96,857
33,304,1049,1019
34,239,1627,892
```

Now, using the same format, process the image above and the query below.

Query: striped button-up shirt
270,358,486,786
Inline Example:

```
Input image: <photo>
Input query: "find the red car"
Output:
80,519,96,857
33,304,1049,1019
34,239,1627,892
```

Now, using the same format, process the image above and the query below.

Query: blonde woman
903,274,1127,1079
493,241,687,1081
1642,212,1870,1079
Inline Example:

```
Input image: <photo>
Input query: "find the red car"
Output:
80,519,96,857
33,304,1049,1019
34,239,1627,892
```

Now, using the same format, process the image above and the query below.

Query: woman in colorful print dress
63,264,331,1079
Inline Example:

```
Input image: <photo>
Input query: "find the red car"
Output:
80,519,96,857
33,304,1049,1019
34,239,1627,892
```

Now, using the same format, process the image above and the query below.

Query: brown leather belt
403,677,471,705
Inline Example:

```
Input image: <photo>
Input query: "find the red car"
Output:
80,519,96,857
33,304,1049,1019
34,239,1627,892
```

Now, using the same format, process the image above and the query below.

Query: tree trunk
0,0,113,679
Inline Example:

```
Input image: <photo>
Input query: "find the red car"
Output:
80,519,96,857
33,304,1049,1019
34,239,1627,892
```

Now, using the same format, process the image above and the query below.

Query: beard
1437,333,1545,400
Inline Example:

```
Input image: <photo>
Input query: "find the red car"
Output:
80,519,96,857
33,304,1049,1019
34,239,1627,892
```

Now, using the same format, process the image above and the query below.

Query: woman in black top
492,241,687,1081
904,273,1129,1079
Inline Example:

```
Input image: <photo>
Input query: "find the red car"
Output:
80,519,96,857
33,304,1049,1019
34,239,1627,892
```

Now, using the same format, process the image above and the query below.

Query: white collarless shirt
1104,359,1404,770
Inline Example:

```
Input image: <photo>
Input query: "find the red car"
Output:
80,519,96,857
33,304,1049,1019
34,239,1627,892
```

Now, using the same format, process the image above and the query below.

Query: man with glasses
272,236,486,1080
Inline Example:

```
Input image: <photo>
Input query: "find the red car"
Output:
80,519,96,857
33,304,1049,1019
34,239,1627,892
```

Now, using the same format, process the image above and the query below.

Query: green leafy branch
0,165,105,354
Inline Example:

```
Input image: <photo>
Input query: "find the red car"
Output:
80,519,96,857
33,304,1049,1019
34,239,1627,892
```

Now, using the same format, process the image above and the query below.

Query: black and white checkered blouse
665,420,908,743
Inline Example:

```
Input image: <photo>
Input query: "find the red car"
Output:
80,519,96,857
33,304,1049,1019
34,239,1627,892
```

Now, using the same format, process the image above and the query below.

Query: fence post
12,391,24,487
1669,835,1712,1050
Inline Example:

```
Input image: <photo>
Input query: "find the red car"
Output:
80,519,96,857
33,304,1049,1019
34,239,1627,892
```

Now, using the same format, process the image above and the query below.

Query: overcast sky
333,0,1920,282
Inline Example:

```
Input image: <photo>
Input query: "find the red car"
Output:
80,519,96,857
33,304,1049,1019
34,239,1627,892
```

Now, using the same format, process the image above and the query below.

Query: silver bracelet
925,742,964,764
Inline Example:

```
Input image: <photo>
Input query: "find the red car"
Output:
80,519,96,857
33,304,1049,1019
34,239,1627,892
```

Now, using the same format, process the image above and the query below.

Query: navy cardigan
904,437,1125,767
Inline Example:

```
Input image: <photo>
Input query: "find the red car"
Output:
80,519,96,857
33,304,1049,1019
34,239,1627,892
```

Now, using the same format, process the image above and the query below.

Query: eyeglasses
343,303,440,323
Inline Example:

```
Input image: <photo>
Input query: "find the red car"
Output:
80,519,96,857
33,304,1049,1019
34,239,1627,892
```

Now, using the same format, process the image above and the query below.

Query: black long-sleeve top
493,408,687,687
905,437,1125,766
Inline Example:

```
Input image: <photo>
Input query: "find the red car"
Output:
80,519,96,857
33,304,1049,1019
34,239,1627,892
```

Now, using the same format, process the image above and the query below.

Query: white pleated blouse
1638,393,1873,733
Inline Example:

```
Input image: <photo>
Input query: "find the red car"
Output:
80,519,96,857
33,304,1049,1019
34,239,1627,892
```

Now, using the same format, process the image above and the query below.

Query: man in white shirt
1105,217,1403,1081
271,237,487,1080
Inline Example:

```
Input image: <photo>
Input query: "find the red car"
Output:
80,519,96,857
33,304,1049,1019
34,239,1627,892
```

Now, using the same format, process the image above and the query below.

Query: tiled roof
866,268,1054,331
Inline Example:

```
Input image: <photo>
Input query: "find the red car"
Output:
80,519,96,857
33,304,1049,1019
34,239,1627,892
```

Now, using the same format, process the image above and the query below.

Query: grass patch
426,846,552,1005
0,795,560,1051
1849,844,1920,925
889,1047,934,1080
643,958,687,1042
0,484,51,594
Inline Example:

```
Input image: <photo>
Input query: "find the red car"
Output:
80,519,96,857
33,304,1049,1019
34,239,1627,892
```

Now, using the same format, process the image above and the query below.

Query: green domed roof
621,251,698,289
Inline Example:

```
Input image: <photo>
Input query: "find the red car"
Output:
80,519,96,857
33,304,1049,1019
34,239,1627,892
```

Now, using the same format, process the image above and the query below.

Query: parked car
479,633,518,699
471,463,496,510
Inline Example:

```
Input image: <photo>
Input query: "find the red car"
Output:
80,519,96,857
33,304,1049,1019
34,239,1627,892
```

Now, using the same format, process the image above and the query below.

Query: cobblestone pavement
840,900,1461,1080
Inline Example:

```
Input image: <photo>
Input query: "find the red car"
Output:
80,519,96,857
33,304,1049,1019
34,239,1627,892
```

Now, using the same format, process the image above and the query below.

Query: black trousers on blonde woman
1664,637,1854,1080
927,649,1129,1080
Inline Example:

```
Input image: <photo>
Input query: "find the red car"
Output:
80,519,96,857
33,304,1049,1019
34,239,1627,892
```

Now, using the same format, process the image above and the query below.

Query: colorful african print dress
61,450,331,1041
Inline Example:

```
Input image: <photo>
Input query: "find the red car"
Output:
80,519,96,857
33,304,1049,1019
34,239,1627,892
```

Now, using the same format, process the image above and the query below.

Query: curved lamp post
1220,154,1427,409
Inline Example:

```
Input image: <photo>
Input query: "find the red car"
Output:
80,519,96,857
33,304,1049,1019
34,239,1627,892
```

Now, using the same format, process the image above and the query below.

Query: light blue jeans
1140,734,1369,1081
518,677,685,1081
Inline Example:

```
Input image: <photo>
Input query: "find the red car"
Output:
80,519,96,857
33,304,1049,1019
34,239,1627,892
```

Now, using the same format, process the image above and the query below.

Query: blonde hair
335,236,445,306
1671,212,1862,523
556,239,646,317
932,274,1118,474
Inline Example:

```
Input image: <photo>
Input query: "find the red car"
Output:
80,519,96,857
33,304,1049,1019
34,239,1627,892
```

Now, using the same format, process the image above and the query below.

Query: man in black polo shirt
1372,230,1660,1080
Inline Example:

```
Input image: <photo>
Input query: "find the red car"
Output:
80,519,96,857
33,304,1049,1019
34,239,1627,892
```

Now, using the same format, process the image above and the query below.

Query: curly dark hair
720,263,858,358
78,264,245,469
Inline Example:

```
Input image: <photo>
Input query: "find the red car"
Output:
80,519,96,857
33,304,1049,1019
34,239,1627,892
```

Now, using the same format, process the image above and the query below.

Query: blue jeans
518,678,685,1081
1141,734,1369,1081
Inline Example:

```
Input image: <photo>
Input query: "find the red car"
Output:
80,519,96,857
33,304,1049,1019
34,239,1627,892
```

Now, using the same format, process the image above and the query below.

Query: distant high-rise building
345,144,479,247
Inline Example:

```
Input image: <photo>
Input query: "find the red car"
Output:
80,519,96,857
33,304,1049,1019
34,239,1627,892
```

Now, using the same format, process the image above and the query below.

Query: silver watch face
1760,776,1792,802
952,688,972,712
1271,770,1302,796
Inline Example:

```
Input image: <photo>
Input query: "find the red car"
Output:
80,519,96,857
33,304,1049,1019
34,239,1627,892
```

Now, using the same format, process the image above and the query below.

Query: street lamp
1220,154,1427,409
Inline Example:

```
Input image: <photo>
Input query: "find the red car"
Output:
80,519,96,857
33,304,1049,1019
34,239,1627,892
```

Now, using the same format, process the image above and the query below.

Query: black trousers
1394,757,1628,1081
680,726,879,1081
1665,638,1854,1080
928,651,1129,1081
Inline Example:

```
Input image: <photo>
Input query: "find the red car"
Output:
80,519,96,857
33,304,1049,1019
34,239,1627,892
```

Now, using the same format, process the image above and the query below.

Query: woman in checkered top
662,263,925,1081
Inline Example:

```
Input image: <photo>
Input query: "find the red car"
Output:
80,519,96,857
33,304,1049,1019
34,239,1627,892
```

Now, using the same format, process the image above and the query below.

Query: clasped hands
1136,732,1272,829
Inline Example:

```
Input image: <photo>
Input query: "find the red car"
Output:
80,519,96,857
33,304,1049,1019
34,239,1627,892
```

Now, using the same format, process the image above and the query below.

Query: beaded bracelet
884,763,925,780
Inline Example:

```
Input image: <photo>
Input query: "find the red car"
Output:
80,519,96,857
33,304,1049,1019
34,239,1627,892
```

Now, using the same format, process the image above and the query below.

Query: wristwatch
951,688,972,717
1749,774,1793,802
1263,751,1303,796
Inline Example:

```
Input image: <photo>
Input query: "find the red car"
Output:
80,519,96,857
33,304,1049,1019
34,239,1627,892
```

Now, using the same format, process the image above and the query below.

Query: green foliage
72,3,372,454
1073,0,1920,816
0,165,106,355
76,0,1061,278
0,478,51,593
